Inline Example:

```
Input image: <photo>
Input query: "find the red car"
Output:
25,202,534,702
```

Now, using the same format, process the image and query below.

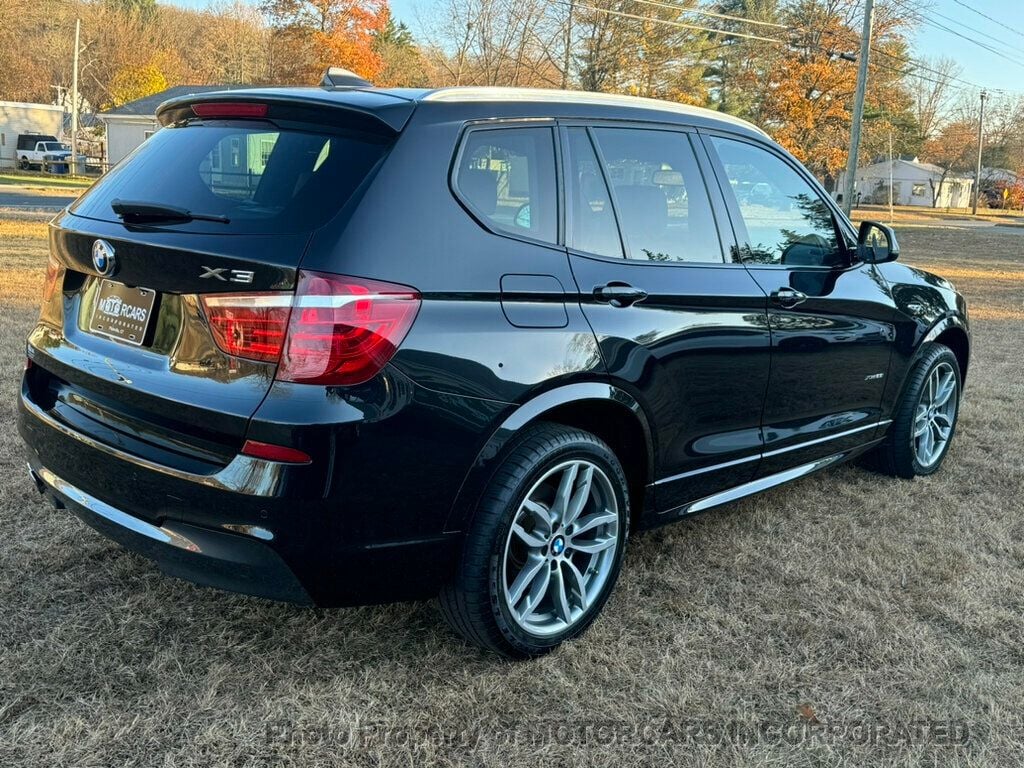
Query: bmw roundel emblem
92,239,116,276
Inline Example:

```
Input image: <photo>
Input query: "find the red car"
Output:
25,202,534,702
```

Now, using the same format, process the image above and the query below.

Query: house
836,158,975,209
99,85,250,166
0,101,65,171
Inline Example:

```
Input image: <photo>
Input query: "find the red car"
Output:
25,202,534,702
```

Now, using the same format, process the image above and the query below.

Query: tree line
1,0,1021,196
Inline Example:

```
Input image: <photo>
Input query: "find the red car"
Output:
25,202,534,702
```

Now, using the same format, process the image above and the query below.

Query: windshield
42,142,68,151
71,122,392,234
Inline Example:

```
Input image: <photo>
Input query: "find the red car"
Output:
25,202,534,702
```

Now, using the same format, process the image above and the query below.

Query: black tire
19,157,30,171
439,422,630,659
874,343,961,479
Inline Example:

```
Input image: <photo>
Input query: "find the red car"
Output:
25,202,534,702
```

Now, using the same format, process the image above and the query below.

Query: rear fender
444,382,654,533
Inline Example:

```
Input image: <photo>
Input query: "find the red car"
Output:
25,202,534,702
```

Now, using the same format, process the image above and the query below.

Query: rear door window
71,123,392,235
591,128,724,263
454,127,557,244
565,128,623,259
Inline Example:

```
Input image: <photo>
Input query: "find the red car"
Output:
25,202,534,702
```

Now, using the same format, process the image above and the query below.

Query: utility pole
71,18,80,176
888,127,894,224
971,90,987,216
562,0,574,89
841,0,874,217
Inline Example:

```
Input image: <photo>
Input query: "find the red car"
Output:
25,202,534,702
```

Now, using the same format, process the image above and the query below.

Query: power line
870,55,972,93
652,0,789,30
950,0,1024,41
916,16,1024,69
572,0,1008,97
820,22,985,83
921,5,1024,59
869,46,988,92
572,1,789,45
889,0,1024,71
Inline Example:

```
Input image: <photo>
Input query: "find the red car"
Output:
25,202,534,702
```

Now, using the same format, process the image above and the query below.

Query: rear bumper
27,460,314,604
18,377,471,607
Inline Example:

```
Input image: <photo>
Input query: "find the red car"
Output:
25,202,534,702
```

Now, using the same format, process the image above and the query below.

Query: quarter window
710,136,843,267
591,128,723,263
455,127,557,244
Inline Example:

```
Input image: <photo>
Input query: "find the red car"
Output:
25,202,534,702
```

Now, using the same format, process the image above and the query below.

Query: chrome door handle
771,287,808,308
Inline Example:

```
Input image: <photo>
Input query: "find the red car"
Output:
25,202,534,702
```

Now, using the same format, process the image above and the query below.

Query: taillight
199,272,420,386
278,272,420,386
199,294,291,363
192,102,268,119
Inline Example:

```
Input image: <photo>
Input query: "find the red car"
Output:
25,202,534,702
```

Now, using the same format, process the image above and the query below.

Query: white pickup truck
17,134,72,171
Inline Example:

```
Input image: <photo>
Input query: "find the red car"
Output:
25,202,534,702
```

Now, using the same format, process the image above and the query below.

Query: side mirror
857,221,899,264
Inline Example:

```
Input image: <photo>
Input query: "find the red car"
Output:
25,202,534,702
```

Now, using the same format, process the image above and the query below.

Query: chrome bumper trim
29,463,200,551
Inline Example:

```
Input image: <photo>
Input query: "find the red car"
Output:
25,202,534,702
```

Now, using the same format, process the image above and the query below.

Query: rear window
20,135,56,149
72,123,391,234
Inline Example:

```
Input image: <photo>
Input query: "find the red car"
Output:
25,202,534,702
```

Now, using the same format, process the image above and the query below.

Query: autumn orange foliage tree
261,0,389,84
761,46,855,178
754,0,915,181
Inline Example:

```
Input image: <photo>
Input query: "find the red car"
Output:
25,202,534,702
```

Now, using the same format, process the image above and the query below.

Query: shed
0,101,65,171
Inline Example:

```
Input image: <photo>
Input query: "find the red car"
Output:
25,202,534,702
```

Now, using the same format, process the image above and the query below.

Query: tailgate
25,108,396,469
28,220,307,467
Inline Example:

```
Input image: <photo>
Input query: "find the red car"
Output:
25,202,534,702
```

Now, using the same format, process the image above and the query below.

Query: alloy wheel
913,361,958,468
500,460,620,638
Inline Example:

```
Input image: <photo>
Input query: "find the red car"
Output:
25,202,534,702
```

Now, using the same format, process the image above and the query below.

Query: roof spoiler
156,91,413,133
320,67,372,89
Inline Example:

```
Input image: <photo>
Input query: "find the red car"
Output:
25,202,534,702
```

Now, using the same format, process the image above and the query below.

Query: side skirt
637,438,883,529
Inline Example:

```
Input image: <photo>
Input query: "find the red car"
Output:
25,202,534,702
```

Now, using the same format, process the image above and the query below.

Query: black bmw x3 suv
19,84,969,658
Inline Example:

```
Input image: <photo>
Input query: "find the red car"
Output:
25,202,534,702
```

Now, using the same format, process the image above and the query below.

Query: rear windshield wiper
111,199,230,225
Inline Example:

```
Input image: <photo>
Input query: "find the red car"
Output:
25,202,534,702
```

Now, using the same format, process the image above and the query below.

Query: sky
166,0,1024,96
905,0,1024,97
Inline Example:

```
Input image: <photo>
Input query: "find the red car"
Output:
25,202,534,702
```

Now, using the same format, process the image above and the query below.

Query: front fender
443,382,654,533
883,312,971,420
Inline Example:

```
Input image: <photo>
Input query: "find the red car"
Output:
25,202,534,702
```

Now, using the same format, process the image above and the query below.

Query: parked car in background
19,85,970,658
17,134,71,171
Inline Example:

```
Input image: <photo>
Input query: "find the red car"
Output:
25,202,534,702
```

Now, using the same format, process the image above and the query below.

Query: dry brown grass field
1,215,1022,766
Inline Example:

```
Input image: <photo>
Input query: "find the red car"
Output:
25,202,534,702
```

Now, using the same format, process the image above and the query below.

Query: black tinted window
710,136,843,267
456,127,557,244
71,124,390,234
591,128,722,263
565,128,622,258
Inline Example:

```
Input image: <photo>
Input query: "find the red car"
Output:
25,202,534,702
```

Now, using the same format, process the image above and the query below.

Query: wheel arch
919,314,970,383
445,382,656,534
888,314,970,419
932,326,969,384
